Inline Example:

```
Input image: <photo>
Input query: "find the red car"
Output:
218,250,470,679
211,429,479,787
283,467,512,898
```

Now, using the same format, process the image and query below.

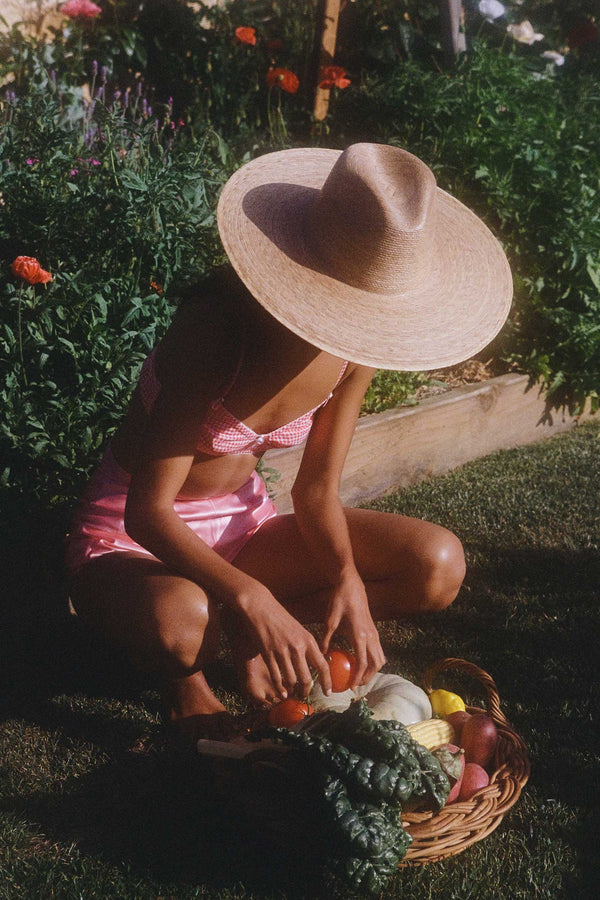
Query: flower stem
17,284,28,387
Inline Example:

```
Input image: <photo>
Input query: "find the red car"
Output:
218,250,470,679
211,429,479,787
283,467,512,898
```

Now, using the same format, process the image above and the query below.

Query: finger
321,615,341,655
265,653,287,699
321,627,334,655
289,648,315,698
363,636,386,683
308,644,332,695
274,651,299,697
372,635,387,670
351,636,369,688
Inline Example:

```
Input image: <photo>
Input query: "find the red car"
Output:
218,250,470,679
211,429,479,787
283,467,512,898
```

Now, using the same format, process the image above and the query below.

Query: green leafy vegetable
248,699,450,893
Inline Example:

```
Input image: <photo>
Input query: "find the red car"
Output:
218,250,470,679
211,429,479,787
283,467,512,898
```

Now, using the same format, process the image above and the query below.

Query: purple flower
70,168,79,176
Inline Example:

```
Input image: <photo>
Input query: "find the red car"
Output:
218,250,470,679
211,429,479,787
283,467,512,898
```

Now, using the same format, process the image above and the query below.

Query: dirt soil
415,358,501,401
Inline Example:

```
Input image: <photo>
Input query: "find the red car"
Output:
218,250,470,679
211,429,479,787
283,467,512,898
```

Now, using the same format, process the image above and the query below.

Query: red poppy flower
319,66,351,89
150,280,163,294
235,26,257,46
266,68,299,94
11,256,52,285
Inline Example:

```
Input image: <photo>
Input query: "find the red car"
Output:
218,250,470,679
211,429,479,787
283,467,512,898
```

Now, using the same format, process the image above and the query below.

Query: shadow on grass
2,484,599,895
0,491,335,894
4,740,335,897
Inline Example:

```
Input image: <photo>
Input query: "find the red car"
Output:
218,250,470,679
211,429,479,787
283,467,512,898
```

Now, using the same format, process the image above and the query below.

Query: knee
154,588,219,676
418,529,466,612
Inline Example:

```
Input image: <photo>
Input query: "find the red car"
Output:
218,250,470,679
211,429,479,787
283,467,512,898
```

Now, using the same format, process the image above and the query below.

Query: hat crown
309,143,437,293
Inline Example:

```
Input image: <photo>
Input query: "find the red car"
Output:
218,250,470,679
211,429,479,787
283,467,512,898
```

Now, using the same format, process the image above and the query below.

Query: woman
65,143,512,740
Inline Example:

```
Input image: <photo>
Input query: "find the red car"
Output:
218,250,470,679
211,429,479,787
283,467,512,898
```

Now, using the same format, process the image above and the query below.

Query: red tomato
326,649,357,693
267,698,313,728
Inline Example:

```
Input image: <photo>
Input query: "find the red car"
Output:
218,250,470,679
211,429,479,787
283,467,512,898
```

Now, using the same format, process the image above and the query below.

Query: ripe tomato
326,648,357,693
266,698,313,728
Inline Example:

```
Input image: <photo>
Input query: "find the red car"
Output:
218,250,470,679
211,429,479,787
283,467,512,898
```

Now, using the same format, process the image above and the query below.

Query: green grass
1,420,599,898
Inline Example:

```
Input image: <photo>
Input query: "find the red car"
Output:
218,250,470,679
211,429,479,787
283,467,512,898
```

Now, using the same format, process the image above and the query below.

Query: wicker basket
401,657,530,865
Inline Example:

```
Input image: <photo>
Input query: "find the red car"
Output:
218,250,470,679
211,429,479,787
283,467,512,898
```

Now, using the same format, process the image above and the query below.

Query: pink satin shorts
64,445,278,574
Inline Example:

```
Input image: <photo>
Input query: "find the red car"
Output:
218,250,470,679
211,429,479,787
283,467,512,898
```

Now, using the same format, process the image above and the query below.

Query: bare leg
69,554,231,738
230,507,466,702
69,510,465,732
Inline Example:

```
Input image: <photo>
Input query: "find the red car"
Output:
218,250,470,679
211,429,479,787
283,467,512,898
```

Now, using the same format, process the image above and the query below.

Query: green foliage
0,1,318,147
362,370,430,415
0,79,227,504
2,2,600,507
335,0,444,74
331,43,600,410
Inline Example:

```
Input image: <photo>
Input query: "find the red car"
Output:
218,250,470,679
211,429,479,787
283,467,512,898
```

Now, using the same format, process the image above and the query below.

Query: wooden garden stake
438,0,466,65
313,0,342,121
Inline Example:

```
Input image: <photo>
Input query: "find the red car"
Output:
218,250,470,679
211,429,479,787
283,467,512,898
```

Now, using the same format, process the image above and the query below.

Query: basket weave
401,657,530,864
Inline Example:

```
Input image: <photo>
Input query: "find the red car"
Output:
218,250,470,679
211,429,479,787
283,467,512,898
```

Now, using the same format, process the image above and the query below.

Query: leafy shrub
330,43,600,409
362,371,431,415
0,74,227,504
0,1,318,146
2,2,600,513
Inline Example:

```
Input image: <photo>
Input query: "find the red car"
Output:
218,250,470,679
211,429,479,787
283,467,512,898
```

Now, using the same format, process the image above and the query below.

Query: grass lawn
1,420,599,898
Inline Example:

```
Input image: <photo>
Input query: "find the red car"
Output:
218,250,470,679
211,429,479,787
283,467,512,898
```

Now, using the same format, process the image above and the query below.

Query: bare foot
239,652,287,706
161,669,269,743
161,670,228,741
221,611,285,706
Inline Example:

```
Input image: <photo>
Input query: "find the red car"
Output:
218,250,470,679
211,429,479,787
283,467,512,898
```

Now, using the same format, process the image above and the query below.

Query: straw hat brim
217,147,513,371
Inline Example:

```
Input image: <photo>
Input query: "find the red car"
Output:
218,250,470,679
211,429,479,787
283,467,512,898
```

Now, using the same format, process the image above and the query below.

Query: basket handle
421,657,509,727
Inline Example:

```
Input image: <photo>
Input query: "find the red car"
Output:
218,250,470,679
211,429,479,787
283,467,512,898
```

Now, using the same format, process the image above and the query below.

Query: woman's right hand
236,585,333,700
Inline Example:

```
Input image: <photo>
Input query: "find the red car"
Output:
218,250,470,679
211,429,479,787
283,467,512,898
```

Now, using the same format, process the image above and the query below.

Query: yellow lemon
429,688,466,718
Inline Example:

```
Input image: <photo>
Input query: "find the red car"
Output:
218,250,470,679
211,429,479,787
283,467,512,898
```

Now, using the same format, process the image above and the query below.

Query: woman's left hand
321,570,386,688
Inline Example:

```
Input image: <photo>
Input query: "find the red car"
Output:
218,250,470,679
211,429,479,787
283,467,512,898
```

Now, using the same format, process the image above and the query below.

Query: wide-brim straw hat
217,143,512,371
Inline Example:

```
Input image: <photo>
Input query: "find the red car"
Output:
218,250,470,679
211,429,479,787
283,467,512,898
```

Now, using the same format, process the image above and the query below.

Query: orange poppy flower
150,280,163,294
11,256,52,285
319,66,351,89
266,67,299,94
235,26,257,46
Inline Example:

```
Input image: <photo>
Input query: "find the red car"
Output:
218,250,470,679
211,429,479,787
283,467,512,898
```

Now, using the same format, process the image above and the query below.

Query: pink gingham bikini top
138,348,349,456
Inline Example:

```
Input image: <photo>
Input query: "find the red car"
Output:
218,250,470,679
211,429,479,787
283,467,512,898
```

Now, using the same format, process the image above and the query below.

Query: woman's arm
123,360,332,698
291,363,385,686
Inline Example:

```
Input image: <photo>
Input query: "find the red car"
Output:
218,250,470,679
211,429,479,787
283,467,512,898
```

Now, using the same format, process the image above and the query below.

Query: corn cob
406,718,455,750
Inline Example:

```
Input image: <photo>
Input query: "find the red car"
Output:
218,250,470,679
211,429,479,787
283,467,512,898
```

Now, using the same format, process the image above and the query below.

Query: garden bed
265,373,595,513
